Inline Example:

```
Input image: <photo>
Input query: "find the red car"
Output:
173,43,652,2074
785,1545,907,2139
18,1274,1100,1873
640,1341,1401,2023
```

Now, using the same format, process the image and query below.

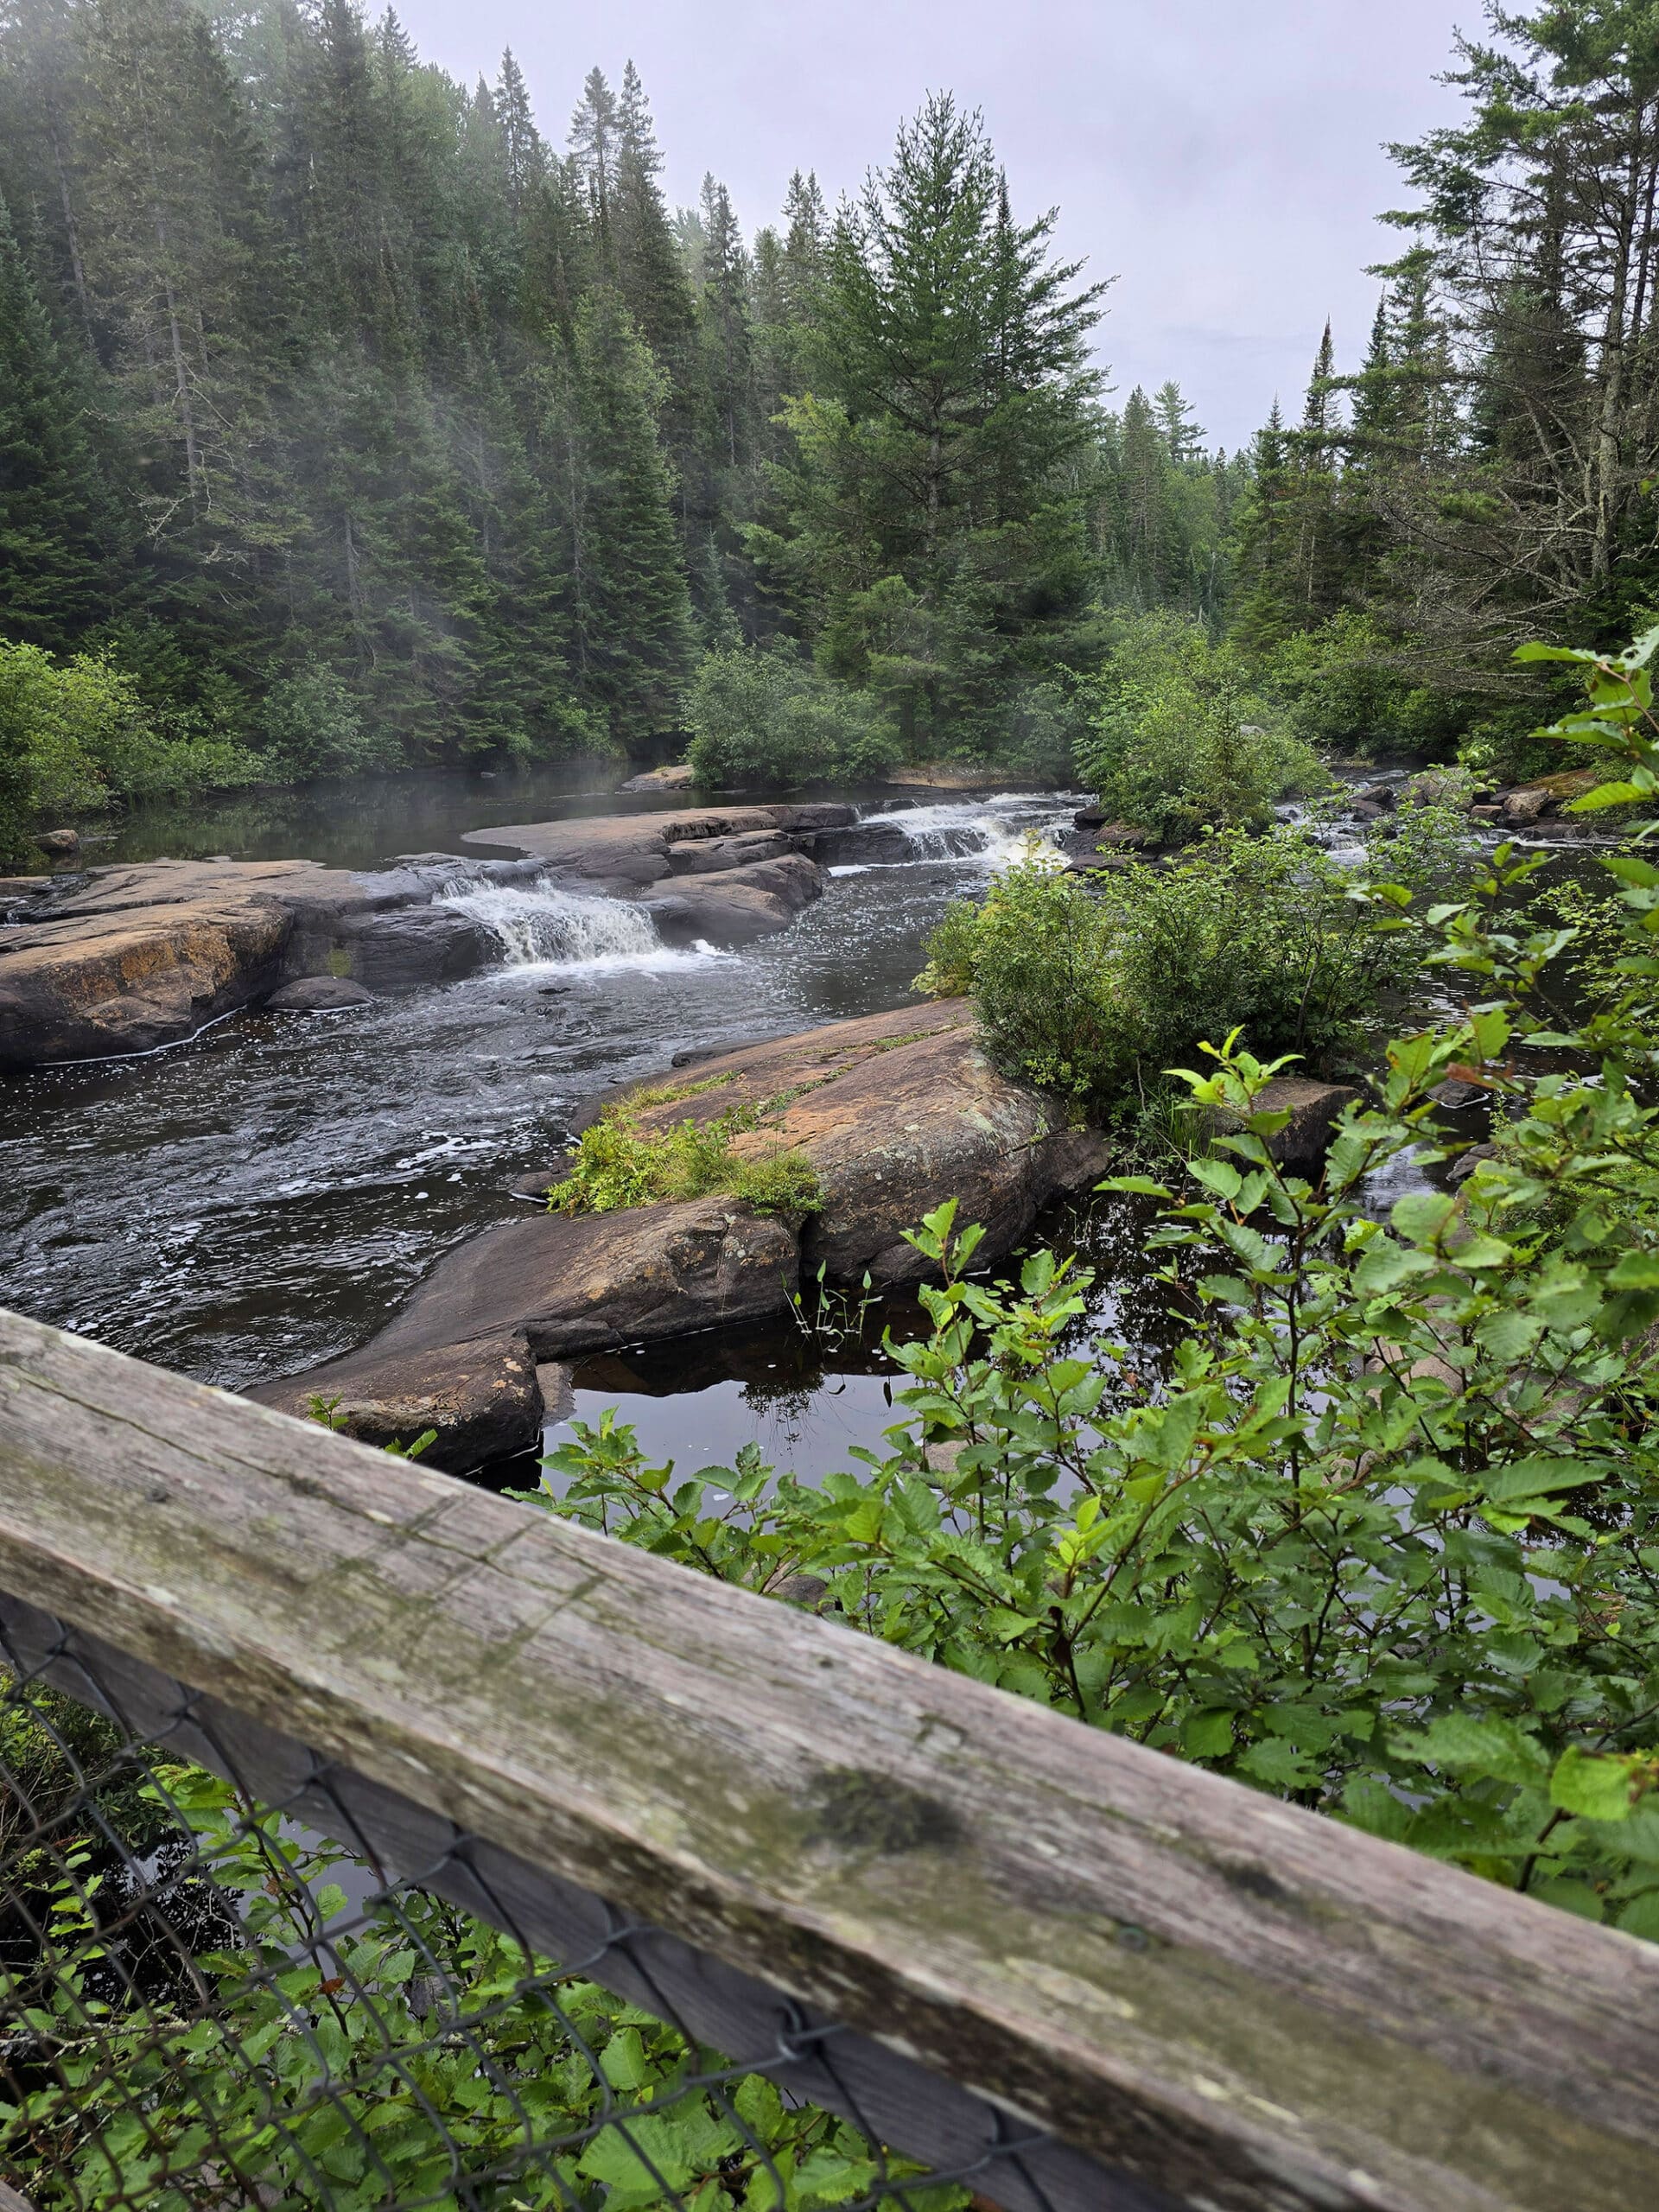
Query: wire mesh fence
0,1605,1065,2212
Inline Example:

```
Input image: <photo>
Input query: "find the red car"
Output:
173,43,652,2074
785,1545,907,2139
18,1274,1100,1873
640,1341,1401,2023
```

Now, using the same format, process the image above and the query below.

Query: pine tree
0,186,129,645
547,287,692,744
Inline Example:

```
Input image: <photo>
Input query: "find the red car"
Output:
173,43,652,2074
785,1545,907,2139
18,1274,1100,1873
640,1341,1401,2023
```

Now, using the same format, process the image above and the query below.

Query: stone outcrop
370,1195,800,1362
245,1332,543,1472
248,1002,1368,1465
595,1001,1114,1286
884,762,1018,790
0,855,453,1070
0,803,856,1069
619,761,697,793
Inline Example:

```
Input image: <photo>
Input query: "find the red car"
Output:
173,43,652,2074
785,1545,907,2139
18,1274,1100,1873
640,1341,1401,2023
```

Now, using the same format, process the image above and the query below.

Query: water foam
441,878,728,973
855,794,1070,871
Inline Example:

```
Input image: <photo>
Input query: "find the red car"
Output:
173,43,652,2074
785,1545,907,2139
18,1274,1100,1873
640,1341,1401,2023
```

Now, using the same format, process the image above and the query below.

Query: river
1,781,1084,1478
3,769,1604,1485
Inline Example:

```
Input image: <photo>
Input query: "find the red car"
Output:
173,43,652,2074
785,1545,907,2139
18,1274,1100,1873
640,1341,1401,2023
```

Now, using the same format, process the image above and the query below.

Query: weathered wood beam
2,1307,1656,2212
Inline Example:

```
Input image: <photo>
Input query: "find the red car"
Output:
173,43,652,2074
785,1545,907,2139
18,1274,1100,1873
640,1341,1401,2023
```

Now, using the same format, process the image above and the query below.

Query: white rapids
439,878,727,973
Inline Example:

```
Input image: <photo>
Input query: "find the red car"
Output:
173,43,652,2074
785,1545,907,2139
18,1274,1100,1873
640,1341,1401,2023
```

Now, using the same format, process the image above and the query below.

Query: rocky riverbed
0,803,874,1070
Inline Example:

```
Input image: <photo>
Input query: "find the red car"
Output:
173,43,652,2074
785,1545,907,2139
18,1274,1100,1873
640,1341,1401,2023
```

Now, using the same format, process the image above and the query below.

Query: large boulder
245,1332,543,1472
620,762,697,793
330,904,493,990
605,1001,1113,1287
1208,1077,1362,1167
366,1195,799,1363
807,821,914,868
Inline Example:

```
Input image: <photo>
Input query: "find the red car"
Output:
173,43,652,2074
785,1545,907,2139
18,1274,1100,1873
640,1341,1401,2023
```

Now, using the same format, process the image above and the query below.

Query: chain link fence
1,1605,1080,2212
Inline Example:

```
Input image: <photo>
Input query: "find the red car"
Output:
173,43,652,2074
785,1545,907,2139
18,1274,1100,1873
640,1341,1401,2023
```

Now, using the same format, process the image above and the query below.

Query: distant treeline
0,0,1239,778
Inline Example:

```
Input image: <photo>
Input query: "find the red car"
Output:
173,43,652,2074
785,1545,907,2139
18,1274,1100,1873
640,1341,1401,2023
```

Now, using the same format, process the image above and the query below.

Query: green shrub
255,659,399,778
684,641,899,789
537,622,1659,1932
1075,610,1325,841
1252,611,1455,757
0,637,261,861
548,1094,821,1217
918,825,1450,1114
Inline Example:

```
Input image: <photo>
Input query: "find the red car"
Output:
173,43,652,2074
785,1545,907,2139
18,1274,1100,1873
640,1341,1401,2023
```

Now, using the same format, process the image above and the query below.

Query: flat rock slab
245,1333,543,1473
0,858,391,1069
463,803,854,899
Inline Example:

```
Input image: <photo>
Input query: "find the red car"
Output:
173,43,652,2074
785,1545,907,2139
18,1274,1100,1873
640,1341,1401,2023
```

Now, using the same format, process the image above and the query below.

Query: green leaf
1607,1252,1659,1288
1568,783,1646,811
1550,1745,1642,1821
1391,1190,1456,1244
1182,1710,1235,1759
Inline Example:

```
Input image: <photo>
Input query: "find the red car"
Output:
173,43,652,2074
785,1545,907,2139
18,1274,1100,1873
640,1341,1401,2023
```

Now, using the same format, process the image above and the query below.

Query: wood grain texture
2,1307,1656,2211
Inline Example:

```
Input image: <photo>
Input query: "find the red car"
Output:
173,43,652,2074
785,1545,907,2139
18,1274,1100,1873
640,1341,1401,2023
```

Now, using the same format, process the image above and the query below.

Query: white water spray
855,794,1071,871
440,878,718,972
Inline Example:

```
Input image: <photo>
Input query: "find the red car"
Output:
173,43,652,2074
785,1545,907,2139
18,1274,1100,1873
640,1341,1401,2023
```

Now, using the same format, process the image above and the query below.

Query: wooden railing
2,1304,1656,2212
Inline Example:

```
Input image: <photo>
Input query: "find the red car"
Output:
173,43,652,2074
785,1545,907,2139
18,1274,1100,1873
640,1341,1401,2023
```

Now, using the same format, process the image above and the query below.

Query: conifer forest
4,0,1659,798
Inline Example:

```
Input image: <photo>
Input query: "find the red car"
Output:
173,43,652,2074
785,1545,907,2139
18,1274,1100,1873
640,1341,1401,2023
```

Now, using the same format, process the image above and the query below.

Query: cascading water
839,793,1074,874
440,877,680,969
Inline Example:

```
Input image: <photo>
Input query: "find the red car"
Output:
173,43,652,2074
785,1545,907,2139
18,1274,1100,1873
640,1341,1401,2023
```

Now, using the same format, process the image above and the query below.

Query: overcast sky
394,0,1476,452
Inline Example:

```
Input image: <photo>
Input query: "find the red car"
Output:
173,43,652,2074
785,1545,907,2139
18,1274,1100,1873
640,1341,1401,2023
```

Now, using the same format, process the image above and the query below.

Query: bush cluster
1074,610,1325,841
918,815,1471,1116
683,642,900,790
0,638,261,864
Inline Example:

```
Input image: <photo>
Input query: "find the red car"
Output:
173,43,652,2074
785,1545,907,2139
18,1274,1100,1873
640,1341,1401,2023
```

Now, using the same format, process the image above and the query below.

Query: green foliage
3,1747,952,2209
531,620,1659,1939
0,636,258,861
254,662,397,779
754,93,1109,760
684,642,899,787
548,1090,821,1217
1252,612,1448,757
918,824,1441,1112
1075,611,1325,841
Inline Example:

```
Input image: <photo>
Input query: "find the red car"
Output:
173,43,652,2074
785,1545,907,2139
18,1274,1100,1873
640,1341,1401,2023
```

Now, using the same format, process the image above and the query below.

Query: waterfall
440,879,668,969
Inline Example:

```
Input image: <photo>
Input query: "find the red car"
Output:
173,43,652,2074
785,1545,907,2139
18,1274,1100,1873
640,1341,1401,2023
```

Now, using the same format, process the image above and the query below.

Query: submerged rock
265,976,376,1012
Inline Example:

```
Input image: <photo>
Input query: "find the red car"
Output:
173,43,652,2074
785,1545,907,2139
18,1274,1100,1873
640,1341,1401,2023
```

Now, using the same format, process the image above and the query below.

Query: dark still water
1,788,1077,1473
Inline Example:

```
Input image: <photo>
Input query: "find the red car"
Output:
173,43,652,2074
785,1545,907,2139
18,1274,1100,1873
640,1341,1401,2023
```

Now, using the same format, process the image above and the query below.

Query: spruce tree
495,48,545,220
567,67,619,254
0,187,128,645
767,95,1105,748
612,63,696,365
551,287,692,745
